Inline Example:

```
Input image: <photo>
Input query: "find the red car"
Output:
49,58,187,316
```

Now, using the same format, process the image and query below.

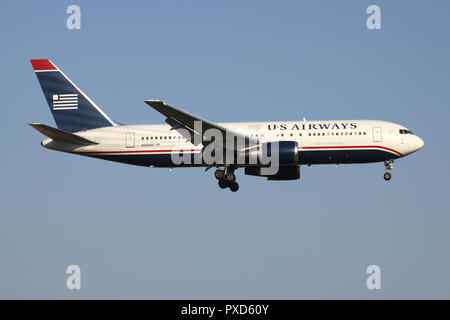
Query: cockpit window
399,129,413,135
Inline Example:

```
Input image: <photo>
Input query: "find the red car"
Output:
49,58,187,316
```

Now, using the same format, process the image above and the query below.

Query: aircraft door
126,132,135,148
373,127,382,142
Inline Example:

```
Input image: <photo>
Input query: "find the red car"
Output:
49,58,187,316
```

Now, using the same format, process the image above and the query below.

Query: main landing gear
383,159,394,181
215,167,239,192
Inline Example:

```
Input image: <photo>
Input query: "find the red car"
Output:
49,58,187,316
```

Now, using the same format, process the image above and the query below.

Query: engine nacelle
243,141,298,166
245,165,300,180
262,141,299,165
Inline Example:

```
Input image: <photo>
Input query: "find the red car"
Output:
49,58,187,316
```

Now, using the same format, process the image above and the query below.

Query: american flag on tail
52,94,78,110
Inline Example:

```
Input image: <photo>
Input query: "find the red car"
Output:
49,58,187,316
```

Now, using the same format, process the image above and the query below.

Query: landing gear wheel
215,166,238,190
229,182,239,192
215,169,224,180
218,179,228,189
225,172,236,182
384,172,392,181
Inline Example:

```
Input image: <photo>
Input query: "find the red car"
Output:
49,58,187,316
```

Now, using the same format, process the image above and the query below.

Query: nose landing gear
383,159,394,181
215,167,239,192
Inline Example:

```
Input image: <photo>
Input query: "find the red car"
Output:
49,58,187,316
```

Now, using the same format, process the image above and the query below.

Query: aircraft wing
144,100,259,150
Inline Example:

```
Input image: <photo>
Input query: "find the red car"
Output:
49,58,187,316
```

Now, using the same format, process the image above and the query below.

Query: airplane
29,59,424,192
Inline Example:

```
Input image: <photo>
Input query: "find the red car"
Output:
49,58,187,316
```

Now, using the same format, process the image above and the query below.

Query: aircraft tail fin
30,59,118,133
28,123,98,146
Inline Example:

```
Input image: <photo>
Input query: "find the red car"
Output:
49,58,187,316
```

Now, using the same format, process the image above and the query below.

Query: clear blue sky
1,0,449,299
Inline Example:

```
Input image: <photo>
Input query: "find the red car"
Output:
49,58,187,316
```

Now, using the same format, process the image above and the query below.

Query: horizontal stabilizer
28,123,98,146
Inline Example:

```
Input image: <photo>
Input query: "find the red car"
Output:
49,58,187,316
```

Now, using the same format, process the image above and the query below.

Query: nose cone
415,136,424,151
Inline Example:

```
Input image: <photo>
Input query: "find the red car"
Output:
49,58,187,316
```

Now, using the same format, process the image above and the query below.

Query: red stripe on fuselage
76,145,402,157
76,149,201,155
299,145,403,157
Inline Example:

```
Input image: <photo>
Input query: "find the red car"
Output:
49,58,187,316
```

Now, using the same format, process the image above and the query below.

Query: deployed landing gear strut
215,166,239,192
384,159,394,181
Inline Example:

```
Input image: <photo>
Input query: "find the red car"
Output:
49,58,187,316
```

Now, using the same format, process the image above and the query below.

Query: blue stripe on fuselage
80,149,399,167
300,149,399,164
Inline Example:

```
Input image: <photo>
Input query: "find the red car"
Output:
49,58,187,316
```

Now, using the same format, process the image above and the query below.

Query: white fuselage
42,119,424,168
